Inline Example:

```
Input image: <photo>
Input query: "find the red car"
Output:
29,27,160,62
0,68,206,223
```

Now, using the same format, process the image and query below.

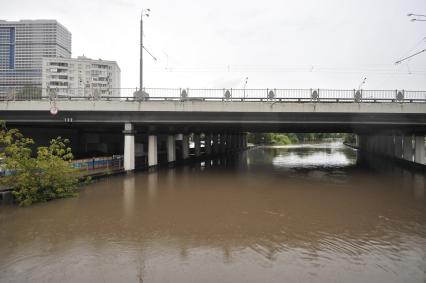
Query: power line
395,49,426,65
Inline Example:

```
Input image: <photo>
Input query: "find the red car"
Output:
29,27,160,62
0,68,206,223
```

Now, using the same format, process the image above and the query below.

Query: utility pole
137,9,156,95
140,12,143,91
394,14,426,64
243,77,248,99
140,9,150,91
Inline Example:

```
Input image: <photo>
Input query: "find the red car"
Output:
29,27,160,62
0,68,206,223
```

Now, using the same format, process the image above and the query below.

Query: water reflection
0,143,425,283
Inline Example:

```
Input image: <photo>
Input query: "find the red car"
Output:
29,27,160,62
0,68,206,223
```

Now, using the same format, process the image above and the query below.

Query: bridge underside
3,111,425,134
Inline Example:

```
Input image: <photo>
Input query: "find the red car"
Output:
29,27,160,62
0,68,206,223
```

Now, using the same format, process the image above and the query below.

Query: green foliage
271,134,292,145
343,133,356,144
247,132,351,145
247,133,298,145
0,122,78,206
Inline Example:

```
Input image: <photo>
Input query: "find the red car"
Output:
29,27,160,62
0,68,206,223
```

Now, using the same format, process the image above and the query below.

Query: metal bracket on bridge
396,90,404,102
224,89,232,100
311,89,319,102
180,88,188,100
133,89,149,101
354,90,362,103
267,89,276,100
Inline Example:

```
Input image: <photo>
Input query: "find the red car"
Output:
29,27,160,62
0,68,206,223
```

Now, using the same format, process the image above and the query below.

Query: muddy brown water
1,143,425,283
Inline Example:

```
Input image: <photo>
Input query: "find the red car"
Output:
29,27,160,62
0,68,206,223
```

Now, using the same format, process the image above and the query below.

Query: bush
271,134,292,145
0,122,78,206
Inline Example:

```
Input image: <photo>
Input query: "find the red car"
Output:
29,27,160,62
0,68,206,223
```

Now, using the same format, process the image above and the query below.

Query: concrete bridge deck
1,88,425,170
1,100,426,133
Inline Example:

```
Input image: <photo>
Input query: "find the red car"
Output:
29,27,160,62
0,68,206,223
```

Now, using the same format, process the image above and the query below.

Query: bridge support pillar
386,135,395,156
182,134,189,160
240,134,244,149
227,134,232,151
123,123,135,171
205,134,212,155
381,136,390,156
220,134,226,153
167,135,176,163
382,136,389,156
414,135,425,165
194,134,201,157
148,135,158,167
212,134,218,153
395,135,403,159
403,135,413,162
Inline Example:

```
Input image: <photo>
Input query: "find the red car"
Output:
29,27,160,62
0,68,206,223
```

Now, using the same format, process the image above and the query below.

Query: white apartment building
42,56,120,97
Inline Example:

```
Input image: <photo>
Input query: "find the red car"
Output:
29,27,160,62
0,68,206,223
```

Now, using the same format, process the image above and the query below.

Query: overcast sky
2,0,426,89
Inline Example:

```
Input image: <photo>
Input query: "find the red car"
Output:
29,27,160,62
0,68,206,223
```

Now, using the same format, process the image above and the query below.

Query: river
1,142,425,283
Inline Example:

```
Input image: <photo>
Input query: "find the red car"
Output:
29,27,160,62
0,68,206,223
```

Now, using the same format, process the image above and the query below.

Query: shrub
0,122,78,206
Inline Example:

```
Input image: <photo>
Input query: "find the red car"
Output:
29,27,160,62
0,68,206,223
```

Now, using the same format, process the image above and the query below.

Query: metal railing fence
0,87,425,103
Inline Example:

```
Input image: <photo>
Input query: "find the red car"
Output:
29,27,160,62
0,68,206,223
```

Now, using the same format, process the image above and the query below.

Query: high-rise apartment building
0,20,72,88
42,56,121,96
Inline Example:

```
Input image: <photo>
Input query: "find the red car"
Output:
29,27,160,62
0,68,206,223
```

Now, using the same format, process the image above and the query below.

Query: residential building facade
42,56,121,96
0,20,72,88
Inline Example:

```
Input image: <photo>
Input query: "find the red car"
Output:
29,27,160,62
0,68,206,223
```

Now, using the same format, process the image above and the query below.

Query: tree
0,122,78,206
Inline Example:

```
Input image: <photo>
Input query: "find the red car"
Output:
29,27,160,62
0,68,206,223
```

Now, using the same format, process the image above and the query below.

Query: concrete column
363,135,371,152
403,135,413,162
167,135,176,163
194,134,201,157
414,135,425,165
374,136,380,154
395,135,403,158
212,134,218,153
380,136,385,154
383,136,389,156
236,134,240,149
368,136,374,153
220,134,226,153
386,136,395,157
205,134,212,155
123,123,135,171
227,134,232,151
148,135,158,167
182,134,189,159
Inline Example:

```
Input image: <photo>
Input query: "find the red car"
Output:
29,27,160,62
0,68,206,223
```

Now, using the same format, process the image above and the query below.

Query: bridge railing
0,87,425,103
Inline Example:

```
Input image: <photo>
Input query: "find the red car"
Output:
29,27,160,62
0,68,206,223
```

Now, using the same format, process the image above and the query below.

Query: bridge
1,87,425,171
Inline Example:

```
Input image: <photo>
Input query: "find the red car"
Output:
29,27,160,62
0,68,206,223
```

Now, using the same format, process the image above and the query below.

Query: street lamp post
243,77,248,99
358,77,367,90
408,13,426,22
140,8,150,92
